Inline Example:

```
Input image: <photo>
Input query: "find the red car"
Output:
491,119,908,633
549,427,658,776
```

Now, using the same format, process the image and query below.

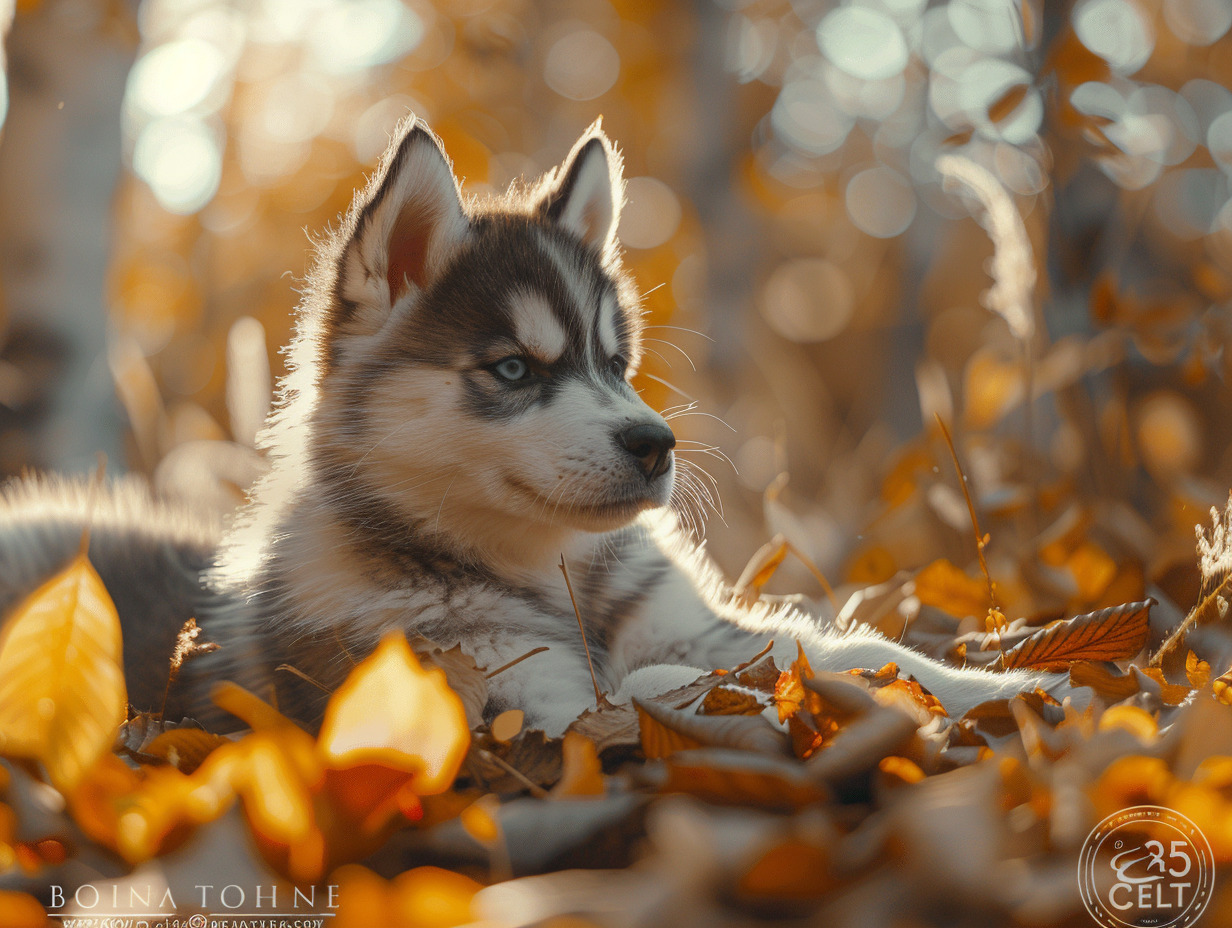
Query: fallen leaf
775,643,815,723
1187,652,1211,688
662,749,828,810
1001,599,1153,670
0,553,126,792
701,684,765,716
319,633,469,794
1069,661,1190,705
913,559,990,620
735,837,835,912
411,638,489,730
550,732,605,798
804,708,920,785
143,728,230,774
635,699,788,758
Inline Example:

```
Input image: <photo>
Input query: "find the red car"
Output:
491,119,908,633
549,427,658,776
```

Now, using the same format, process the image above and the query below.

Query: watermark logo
1078,805,1213,928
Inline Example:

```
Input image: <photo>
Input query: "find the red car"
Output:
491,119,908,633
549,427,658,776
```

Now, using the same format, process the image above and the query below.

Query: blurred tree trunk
0,0,134,476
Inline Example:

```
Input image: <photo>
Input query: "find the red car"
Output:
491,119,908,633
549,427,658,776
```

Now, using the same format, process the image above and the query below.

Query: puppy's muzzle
617,423,676,481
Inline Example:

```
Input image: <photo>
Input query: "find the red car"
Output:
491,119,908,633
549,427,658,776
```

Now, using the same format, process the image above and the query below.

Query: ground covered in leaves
0,490,1231,927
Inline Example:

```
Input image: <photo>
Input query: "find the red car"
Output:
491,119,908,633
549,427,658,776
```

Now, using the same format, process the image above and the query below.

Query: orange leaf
1001,600,1153,670
1069,661,1191,704
736,838,834,908
1187,652,1212,689
0,891,47,928
551,732,605,798
143,729,230,774
774,642,814,723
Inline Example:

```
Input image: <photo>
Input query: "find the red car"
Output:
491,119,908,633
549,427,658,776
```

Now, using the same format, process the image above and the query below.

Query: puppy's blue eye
493,357,529,381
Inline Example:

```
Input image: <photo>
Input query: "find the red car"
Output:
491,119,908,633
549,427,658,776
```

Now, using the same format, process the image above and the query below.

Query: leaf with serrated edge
0,553,126,791
1001,599,1153,670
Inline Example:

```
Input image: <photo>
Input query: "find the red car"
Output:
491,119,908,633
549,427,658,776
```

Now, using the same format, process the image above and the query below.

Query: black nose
617,423,676,481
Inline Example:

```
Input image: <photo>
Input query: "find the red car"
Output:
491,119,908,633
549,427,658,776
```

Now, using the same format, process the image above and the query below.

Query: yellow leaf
913,559,989,619
318,634,469,795
0,553,126,791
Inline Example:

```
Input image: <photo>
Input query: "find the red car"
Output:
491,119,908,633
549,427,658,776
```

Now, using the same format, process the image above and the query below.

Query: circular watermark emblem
1078,805,1214,928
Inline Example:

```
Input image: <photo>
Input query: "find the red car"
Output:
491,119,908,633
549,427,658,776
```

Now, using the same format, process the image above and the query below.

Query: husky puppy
0,117,1058,734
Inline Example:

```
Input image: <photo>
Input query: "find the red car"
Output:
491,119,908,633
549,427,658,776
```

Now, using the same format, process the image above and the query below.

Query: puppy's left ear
539,122,624,259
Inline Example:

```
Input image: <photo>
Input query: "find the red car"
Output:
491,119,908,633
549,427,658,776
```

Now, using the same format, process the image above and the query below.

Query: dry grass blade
1001,599,1153,671
1153,496,1232,667
934,415,1000,627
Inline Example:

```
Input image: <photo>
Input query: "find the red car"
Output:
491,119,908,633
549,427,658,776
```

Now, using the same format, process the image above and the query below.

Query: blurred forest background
1,0,1231,613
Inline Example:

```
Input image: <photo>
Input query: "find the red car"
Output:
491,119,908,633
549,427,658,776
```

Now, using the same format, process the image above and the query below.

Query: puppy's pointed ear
539,123,624,259
334,118,468,338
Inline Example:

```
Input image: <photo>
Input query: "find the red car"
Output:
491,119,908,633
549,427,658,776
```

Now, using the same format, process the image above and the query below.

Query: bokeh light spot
132,117,222,215
126,39,228,117
1163,0,1232,46
948,0,1022,55
544,30,620,101
772,79,852,155
1137,391,1201,478
846,166,916,238
619,178,682,250
761,258,855,343
1073,0,1154,75
816,7,909,82
306,0,423,74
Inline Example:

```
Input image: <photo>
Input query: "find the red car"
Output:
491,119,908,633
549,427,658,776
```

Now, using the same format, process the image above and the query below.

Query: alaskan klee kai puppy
0,117,1064,734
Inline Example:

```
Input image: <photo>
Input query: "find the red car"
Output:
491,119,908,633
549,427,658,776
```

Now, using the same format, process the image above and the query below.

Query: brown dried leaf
804,708,920,785
635,699,788,759
735,657,782,694
701,685,765,716
661,749,828,811
1001,599,1153,670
